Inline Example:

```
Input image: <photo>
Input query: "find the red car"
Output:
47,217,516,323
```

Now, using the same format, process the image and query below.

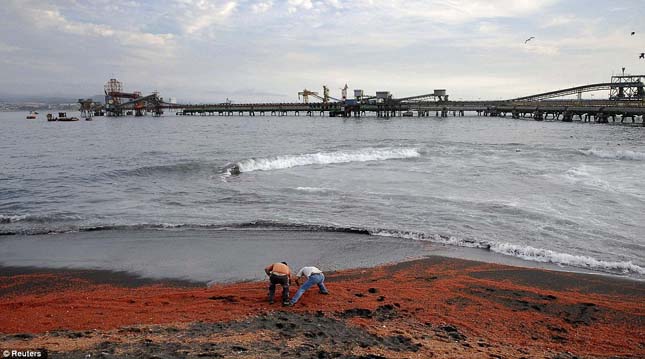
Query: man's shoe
283,301,293,307
320,291,329,295
269,300,274,304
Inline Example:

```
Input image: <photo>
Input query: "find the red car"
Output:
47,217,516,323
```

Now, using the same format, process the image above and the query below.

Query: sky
0,0,644,102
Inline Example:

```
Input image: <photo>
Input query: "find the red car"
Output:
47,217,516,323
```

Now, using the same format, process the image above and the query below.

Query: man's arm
294,268,302,285
264,264,273,276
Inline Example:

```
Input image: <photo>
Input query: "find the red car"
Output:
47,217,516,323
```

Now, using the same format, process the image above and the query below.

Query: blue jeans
290,273,328,304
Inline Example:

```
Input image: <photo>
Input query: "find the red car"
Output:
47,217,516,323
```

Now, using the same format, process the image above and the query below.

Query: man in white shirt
287,266,329,306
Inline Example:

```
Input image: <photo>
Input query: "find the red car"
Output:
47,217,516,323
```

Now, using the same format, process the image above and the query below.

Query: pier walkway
83,76,645,125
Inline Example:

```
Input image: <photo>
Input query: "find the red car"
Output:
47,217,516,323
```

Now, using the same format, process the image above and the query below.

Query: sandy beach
1,256,643,359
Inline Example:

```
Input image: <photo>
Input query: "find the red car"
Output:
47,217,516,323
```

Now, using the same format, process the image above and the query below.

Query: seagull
631,31,636,36
524,36,535,44
640,53,645,59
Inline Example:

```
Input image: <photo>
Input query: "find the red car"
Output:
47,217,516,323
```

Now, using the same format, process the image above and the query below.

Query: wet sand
1,256,643,358
0,229,434,283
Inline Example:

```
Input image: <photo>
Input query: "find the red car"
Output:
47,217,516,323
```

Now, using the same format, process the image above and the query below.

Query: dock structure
80,75,645,125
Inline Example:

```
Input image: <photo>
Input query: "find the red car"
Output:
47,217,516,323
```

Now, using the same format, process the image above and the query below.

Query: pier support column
596,113,608,123
562,112,573,122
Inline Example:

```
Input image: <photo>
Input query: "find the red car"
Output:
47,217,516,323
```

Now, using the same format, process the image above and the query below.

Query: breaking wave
489,242,645,275
229,147,421,174
371,229,645,276
579,148,645,161
0,214,28,224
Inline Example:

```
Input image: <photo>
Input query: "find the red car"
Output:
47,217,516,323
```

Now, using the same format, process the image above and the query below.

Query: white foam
295,187,330,193
0,214,27,223
489,242,645,275
372,230,481,248
372,229,645,275
159,223,183,228
561,165,612,191
580,148,645,161
235,147,420,173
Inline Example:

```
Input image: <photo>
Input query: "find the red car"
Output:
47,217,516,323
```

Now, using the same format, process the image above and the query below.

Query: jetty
78,75,645,125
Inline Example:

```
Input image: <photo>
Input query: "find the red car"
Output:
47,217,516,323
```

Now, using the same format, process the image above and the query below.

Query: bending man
264,261,292,305
288,266,329,306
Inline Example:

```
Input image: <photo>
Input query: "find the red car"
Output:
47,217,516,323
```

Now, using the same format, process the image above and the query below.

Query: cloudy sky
0,0,643,102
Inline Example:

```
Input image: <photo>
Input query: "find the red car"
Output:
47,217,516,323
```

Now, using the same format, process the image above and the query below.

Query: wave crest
372,229,645,276
579,148,645,161
232,147,420,174
0,214,28,224
490,242,645,275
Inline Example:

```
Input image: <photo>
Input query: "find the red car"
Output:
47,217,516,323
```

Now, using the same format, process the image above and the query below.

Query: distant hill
0,94,104,104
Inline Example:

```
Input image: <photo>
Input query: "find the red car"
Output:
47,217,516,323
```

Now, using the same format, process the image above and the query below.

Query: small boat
26,111,37,119
53,112,79,122
402,111,414,117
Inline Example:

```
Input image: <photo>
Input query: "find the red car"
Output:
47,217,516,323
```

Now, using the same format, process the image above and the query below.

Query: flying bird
524,36,535,44
631,31,636,36
640,53,645,59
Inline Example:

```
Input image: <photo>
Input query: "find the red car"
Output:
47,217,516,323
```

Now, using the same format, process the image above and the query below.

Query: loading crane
298,85,341,103
298,89,319,103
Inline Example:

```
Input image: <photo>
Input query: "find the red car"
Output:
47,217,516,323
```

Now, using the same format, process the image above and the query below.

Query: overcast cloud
0,0,643,102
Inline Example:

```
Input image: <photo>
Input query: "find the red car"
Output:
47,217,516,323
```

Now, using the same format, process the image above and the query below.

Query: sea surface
1,111,644,281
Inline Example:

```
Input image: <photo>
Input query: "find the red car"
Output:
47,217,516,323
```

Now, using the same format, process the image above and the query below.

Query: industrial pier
78,75,645,125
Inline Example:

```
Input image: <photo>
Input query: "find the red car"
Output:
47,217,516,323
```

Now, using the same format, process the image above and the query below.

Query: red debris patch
0,257,643,358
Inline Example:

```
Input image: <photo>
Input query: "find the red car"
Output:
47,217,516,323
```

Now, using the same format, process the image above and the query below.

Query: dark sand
1,256,643,358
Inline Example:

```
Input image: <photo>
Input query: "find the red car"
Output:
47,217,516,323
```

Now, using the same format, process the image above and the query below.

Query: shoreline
1,255,643,358
1,228,642,284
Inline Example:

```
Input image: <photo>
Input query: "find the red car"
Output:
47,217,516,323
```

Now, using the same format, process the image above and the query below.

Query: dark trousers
268,273,290,302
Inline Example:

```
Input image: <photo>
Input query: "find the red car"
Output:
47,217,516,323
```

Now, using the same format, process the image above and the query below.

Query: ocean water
1,111,644,279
